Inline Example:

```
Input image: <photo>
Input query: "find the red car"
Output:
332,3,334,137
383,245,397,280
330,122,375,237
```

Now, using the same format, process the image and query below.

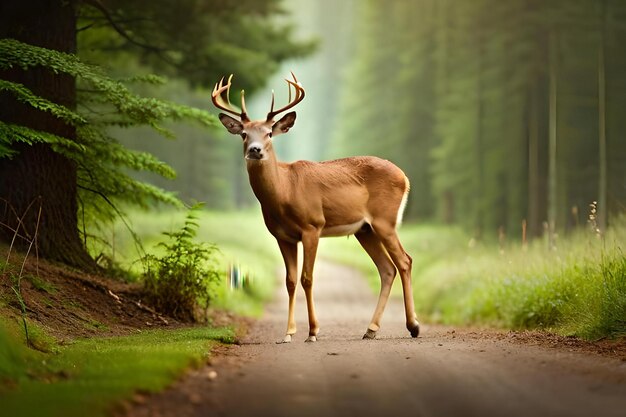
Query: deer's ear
219,113,243,135
271,111,296,137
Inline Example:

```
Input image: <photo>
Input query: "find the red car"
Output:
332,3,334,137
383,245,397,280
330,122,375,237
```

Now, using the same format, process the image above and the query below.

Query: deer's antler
266,72,305,122
211,75,249,122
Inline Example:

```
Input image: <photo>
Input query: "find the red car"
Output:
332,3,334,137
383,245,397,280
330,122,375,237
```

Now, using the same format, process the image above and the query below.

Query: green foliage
0,321,233,417
79,0,317,90
0,38,218,233
559,251,626,339
23,275,57,294
0,79,87,125
74,0,319,210
469,272,576,329
141,205,223,321
332,0,626,236
0,322,43,383
0,120,87,158
102,209,278,317
321,219,626,340
460,246,626,340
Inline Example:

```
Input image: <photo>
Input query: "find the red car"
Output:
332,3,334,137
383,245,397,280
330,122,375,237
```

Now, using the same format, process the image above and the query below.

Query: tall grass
319,219,626,340
97,208,625,339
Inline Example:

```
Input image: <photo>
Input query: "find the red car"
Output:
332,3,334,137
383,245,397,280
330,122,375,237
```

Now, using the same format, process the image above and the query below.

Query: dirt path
125,261,626,417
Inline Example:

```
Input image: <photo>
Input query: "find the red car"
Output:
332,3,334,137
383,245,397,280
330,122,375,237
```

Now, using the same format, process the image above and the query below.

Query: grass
2,208,623,417
109,209,625,339
428,226,626,339
1,209,266,417
0,319,234,417
23,274,57,294
319,219,626,340
319,224,468,295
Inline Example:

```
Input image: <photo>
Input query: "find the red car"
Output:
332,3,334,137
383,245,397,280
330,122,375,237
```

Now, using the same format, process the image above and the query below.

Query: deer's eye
241,132,248,139
268,132,272,138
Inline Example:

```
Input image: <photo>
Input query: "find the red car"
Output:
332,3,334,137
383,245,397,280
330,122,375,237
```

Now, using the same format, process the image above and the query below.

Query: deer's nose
246,145,263,160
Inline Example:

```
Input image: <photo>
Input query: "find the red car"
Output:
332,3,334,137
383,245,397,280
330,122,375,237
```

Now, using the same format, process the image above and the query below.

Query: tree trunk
527,76,540,237
547,29,559,248
598,0,608,232
0,0,97,271
474,34,485,240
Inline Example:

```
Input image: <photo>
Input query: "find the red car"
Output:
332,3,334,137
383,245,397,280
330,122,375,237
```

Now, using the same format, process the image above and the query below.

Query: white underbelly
321,220,366,237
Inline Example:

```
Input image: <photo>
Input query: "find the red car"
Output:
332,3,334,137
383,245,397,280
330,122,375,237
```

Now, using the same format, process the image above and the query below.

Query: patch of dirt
504,329,626,360
0,247,184,341
432,327,626,361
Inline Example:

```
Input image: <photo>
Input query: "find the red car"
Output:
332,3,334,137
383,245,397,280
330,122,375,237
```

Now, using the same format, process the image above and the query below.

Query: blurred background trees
2,0,625,269
121,0,625,242
330,0,626,239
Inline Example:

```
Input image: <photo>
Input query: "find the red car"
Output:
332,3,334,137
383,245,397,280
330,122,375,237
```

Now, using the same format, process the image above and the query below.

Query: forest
1,1,625,416
334,0,626,240
91,0,626,243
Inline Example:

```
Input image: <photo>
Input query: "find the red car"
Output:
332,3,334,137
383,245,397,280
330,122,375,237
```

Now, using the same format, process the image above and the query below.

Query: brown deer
211,73,419,342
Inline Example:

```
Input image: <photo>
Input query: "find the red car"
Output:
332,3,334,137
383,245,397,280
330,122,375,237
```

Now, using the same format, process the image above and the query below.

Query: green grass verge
0,319,234,417
2,209,268,417
319,220,626,340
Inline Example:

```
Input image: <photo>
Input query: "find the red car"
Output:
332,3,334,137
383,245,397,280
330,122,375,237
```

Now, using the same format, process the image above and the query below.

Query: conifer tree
0,0,313,270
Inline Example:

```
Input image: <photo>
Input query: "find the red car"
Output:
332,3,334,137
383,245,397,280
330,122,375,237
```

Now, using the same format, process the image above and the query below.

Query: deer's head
212,73,305,161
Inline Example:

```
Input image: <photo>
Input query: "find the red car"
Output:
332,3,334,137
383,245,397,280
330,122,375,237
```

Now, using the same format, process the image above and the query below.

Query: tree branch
82,0,168,54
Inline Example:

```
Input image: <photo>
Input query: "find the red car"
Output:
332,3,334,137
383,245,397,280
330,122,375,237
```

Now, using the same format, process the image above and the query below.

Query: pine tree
0,0,313,270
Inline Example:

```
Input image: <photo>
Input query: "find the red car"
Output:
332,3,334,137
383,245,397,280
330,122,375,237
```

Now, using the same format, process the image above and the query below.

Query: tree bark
598,0,608,232
0,0,97,271
527,72,542,238
547,29,559,247
474,30,485,240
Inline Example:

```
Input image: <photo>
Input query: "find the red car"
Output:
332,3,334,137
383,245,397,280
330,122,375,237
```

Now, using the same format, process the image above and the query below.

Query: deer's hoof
276,334,292,344
408,322,420,338
362,329,377,340
305,335,317,343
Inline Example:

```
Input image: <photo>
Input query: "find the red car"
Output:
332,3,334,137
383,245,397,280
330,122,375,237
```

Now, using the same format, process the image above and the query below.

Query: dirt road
126,261,626,417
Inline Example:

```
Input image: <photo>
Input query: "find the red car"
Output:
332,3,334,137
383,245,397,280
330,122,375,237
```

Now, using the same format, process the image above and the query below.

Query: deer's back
279,156,408,230
285,156,407,192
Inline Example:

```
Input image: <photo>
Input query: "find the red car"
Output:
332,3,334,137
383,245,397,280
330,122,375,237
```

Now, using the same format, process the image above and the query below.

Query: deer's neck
246,153,286,209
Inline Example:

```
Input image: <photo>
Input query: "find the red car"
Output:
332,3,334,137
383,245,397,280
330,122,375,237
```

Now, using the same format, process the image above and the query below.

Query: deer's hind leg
355,226,397,340
371,220,420,338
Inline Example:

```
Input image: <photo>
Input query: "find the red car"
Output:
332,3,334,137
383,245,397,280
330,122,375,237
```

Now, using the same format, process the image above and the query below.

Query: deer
211,73,420,343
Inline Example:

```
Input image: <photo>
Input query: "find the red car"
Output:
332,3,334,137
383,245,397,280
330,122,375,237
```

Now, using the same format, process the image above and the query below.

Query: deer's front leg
301,227,321,342
277,239,298,344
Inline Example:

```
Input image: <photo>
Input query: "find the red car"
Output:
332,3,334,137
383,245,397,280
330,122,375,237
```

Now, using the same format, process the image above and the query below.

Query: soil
0,247,182,342
122,260,626,417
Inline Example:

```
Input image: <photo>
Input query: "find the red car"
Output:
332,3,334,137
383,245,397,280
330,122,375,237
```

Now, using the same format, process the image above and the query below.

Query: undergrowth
321,219,626,340
434,230,626,339
104,208,279,317
141,205,222,321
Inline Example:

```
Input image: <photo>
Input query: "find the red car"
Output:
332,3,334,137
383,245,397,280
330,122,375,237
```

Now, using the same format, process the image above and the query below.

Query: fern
141,204,222,321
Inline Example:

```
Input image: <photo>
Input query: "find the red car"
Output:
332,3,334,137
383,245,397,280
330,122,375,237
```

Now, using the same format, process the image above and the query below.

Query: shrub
141,205,222,321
